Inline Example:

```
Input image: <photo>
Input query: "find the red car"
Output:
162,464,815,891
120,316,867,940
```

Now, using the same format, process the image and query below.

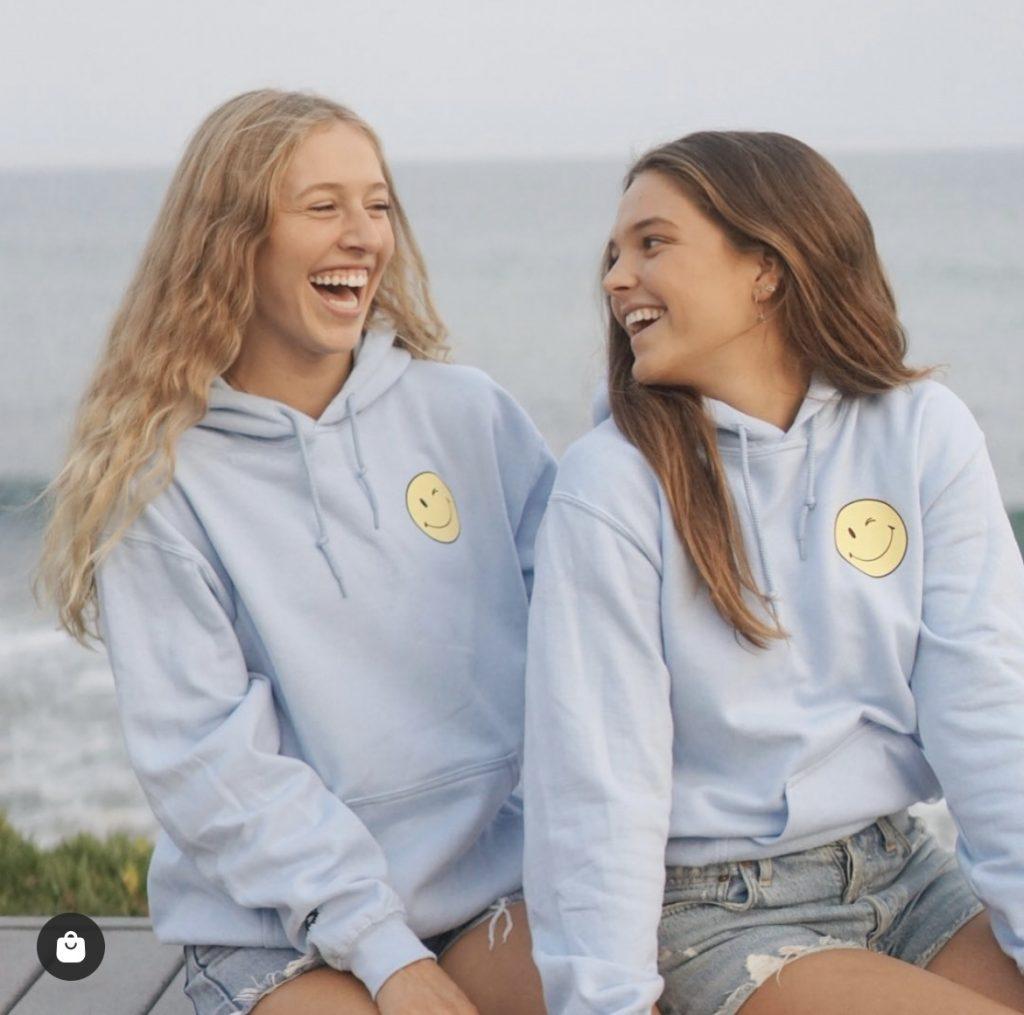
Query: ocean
2,150,1022,847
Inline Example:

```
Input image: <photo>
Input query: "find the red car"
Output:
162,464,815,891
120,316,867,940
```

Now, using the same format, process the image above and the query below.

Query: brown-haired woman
39,90,552,1014
522,132,1024,1014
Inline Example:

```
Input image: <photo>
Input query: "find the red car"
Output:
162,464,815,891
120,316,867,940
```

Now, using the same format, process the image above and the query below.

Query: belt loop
883,810,913,854
757,857,773,885
876,815,898,853
876,813,910,854
738,861,760,906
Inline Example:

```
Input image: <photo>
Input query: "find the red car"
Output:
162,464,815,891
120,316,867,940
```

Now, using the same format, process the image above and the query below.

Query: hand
376,958,479,1015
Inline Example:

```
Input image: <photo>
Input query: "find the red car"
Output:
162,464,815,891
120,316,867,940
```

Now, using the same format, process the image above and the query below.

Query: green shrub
0,812,152,916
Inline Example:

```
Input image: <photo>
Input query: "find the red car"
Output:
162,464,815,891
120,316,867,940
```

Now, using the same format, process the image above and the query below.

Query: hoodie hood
200,325,412,595
202,325,411,438
590,372,838,440
703,372,839,445
593,372,843,611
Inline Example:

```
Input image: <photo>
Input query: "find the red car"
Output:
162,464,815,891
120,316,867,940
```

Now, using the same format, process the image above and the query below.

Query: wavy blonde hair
39,89,447,643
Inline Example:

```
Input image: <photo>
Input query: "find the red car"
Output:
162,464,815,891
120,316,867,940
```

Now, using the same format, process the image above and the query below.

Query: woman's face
249,120,396,361
603,170,771,388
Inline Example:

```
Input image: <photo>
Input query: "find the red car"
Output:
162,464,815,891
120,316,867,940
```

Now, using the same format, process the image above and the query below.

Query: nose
602,255,636,297
336,206,385,255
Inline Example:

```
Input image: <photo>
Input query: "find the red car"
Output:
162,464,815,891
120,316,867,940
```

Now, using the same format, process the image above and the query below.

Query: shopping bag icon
56,931,85,963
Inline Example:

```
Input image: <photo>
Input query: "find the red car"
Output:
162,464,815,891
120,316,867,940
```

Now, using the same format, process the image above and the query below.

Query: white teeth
625,307,665,328
309,270,369,287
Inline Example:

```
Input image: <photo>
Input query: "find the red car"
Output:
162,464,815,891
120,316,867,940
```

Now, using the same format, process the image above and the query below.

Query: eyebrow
294,181,390,198
607,215,677,253
629,216,676,233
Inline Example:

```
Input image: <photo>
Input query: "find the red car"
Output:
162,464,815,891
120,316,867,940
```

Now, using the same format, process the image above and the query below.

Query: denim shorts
182,890,524,1014
656,810,984,1015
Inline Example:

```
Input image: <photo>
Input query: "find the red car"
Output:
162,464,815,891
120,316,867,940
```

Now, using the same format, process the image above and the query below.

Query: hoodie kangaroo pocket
750,721,940,847
345,752,520,891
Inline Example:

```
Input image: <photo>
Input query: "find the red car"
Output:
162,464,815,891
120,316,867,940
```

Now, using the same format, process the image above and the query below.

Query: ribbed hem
346,914,434,999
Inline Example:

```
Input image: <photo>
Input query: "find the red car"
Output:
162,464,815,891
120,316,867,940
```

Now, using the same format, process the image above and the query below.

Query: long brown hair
39,89,447,643
605,131,931,648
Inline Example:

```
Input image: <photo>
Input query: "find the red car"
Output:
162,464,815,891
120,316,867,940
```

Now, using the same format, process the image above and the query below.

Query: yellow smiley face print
834,499,908,577
406,471,461,543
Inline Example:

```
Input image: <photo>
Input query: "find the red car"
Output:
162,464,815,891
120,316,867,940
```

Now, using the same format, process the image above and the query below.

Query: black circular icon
36,913,105,980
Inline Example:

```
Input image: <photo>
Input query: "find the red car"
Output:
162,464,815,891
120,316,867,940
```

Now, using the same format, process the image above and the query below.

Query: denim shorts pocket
662,864,757,918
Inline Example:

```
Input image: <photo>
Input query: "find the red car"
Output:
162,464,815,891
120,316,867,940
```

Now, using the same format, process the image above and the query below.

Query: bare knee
250,965,378,1014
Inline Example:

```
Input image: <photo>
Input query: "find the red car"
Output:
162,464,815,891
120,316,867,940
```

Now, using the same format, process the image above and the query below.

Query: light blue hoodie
95,327,555,997
523,375,1024,1013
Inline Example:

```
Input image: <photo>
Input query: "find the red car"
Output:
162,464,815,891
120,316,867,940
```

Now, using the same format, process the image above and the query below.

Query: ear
754,248,781,287
751,248,782,302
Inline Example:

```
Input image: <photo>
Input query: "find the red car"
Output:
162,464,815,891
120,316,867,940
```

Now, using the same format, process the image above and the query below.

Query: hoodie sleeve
96,527,433,998
513,440,558,600
523,493,674,1014
486,376,557,600
909,433,1024,973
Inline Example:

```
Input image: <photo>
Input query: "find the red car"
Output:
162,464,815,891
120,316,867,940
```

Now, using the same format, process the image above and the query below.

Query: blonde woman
522,132,1024,1013
40,90,552,1015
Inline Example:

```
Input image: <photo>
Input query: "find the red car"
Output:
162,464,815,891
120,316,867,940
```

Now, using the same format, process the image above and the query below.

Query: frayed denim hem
485,895,515,950
914,901,986,970
712,936,864,1015
231,949,324,1011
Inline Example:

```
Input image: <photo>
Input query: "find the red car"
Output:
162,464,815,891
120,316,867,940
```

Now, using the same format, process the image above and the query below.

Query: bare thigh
925,910,1024,1011
249,965,378,1014
440,901,546,1015
738,947,1021,1015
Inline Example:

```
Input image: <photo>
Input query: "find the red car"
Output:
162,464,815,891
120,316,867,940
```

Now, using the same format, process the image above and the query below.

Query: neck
225,337,356,420
694,323,810,432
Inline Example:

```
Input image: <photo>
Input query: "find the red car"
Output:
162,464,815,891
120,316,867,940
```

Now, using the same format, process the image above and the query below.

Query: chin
631,352,666,386
306,321,365,356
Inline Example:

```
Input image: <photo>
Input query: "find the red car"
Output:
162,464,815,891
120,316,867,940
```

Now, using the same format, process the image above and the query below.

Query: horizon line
2,141,1022,175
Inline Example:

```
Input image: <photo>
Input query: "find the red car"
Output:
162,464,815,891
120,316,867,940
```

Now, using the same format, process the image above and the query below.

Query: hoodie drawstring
796,414,818,562
284,400,383,597
289,415,349,598
737,425,781,611
345,396,380,530
737,416,821,615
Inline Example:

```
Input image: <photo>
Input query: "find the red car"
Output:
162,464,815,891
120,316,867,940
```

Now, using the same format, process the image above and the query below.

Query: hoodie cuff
345,914,434,999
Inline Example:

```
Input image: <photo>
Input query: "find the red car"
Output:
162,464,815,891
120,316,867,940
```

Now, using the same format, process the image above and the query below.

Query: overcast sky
4,0,1022,169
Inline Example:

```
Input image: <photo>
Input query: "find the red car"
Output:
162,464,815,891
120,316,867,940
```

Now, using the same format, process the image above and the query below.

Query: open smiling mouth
624,308,665,336
849,525,895,562
309,270,369,316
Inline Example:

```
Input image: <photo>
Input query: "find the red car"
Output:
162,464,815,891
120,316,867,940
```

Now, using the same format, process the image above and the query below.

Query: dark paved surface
0,917,190,1014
